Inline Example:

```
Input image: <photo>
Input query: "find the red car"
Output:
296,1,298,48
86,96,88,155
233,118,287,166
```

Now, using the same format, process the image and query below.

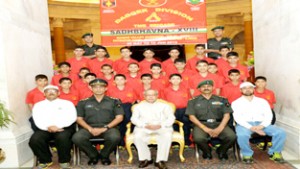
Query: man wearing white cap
232,82,286,164
29,85,77,169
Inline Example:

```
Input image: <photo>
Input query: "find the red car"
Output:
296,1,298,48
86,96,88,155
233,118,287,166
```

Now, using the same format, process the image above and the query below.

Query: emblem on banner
139,0,167,7
186,0,204,6
102,0,116,9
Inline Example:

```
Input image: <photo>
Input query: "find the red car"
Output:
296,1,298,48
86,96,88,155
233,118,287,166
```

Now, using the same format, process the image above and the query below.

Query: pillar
52,18,66,64
243,13,254,82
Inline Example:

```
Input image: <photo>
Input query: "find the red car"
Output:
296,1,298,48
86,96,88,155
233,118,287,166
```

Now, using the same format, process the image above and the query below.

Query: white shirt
232,96,272,129
32,98,77,131
131,99,175,128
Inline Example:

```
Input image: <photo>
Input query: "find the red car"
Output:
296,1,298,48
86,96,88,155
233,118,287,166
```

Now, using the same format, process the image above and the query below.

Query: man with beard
232,82,286,164
185,80,236,160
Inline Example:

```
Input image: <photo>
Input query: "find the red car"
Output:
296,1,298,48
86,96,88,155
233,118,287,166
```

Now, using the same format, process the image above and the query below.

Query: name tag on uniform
211,101,223,105
86,104,94,108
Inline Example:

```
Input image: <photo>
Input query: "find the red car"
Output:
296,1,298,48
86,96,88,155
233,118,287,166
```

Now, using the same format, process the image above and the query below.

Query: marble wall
0,1,52,168
252,0,300,158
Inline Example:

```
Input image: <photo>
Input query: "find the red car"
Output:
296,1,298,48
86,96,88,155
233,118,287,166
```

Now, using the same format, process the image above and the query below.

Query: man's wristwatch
104,125,110,129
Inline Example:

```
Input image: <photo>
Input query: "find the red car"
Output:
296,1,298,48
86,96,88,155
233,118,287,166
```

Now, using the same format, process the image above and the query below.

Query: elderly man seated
131,89,175,169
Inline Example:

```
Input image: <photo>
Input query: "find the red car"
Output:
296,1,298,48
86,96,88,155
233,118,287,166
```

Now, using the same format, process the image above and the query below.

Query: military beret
211,26,224,31
82,33,93,38
197,80,214,88
239,82,255,89
43,85,59,92
89,78,108,86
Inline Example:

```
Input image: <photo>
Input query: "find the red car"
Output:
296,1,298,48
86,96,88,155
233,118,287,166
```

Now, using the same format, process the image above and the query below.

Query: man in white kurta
29,85,77,169
131,89,175,169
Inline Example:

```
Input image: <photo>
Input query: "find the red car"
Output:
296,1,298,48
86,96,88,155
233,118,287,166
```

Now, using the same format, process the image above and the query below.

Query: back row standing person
207,26,234,60
81,33,101,59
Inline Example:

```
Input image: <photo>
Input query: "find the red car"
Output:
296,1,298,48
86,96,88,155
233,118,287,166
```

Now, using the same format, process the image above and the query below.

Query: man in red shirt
189,60,222,97
74,67,90,90
66,46,89,75
114,46,138,75
139,48,161,74
59,77,79,106
150,63,168,91
98,64,115,88
220,69,242,103
161,74,191,146
208,63,225,86
51,62,78,86
162,47,180,75
254,76,276,124
215,46,230,75
186,44,215,73
77,73,96,100
87,46,114,76
220,51,249,82
107,74,137,147
126,62,142,90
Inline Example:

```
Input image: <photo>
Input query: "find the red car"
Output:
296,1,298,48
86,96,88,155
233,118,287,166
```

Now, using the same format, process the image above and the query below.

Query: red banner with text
100,0,207,46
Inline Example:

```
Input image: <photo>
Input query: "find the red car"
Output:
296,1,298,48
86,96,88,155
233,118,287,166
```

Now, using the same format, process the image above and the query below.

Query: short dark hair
196,59,208,66
169,73,182,79
141,73,152,79
128,62,139,67
143,48,155,53
194,44,205,49
95,46,110,58
120,46,131,52
59,77,72,84
219,45,230,51
228,69,240,75
255,76,267,82
35,74,48,81
79,67,90,72
208,63,218,67
114,74,126,80
150,63,162,69
227,51,239,58
174,58,186,64
101,64,113,69
84,73,97,78
169,46,180,52
58,62,71,68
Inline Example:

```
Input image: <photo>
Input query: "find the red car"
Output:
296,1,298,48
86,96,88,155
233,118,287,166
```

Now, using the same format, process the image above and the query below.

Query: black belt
199,119,222,123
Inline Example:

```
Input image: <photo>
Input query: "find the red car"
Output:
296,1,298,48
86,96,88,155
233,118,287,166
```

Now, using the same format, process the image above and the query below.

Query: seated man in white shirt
131,89,175,169
232,82,286,164
29,85,77,169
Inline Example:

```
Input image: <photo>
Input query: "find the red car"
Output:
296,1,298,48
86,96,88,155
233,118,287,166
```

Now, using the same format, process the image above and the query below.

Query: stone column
52,18,66,64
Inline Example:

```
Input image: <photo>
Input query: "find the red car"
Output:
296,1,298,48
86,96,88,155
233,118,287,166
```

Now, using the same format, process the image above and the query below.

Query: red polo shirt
97,74,114,88
78,84,93,100
87,58,114,76
151,74,168,91
186,56,215,73
73,79,86,90
125,73,142,90
188,73,222,97
220,64,249,82
139,58,161,74
107,85,137,103
59,89,79,105
51,73,79,86
167,69,195,89
215,58,229,76
25,87,45,106
114,58,139,75
66,57,89,75
254,89,276,109
220,82,242,103
161,86,190,108
162,58,177,75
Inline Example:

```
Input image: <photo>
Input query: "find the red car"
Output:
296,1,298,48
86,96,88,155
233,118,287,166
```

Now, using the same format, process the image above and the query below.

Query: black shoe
138,159,153,168
87,158,98,165
218,152,228,160
202,153,212,160
99,154,111,165
154,161,168,169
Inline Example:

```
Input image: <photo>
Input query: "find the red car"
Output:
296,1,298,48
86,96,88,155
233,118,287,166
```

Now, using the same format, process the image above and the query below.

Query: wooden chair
125,99,185,163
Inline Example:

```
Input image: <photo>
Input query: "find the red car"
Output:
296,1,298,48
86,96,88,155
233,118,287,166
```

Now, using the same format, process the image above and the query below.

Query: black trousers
193,125,236,154
29,124,75,163
72,128,121,159
173,108,192,145
119,103,132,146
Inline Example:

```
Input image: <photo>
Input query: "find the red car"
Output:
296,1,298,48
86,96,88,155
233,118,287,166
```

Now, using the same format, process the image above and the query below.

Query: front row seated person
185,80,236,160
232,82,286,164
29,85,77,169
131,89,175,169
72,78,124,166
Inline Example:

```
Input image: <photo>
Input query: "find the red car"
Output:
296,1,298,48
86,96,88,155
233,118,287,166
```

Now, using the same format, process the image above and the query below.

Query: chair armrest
126,122,132,136
174,120,184,136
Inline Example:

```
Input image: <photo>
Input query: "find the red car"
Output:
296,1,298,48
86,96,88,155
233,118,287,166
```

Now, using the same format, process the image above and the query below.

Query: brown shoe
154,161,168,169
138,159,153,168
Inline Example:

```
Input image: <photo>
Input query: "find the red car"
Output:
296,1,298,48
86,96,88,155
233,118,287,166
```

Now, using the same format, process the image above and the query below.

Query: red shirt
59,89,79,105
151,75,168,91
73,79,86,90
78,84,93,100
162,58,177,75
25,87,45,106
254,89,276,109
87,58,114,76
167,69,194,89
66,57,89,74
107,85,137,103
139,58,161,74
186,56,215,73
51,73,79,86
161,86,190,108
98,75,114,88
114,58,138,75
215,58,229,75
220,64,249,82
125,73,142,90
189,73,222,97
220,82,242,103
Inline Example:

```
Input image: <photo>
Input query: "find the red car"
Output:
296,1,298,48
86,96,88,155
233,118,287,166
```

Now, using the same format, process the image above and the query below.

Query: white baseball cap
239,82,255,89
43,85,59,92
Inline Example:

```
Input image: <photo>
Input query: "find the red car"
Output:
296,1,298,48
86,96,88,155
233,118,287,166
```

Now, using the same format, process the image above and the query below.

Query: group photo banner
100,0,207,46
